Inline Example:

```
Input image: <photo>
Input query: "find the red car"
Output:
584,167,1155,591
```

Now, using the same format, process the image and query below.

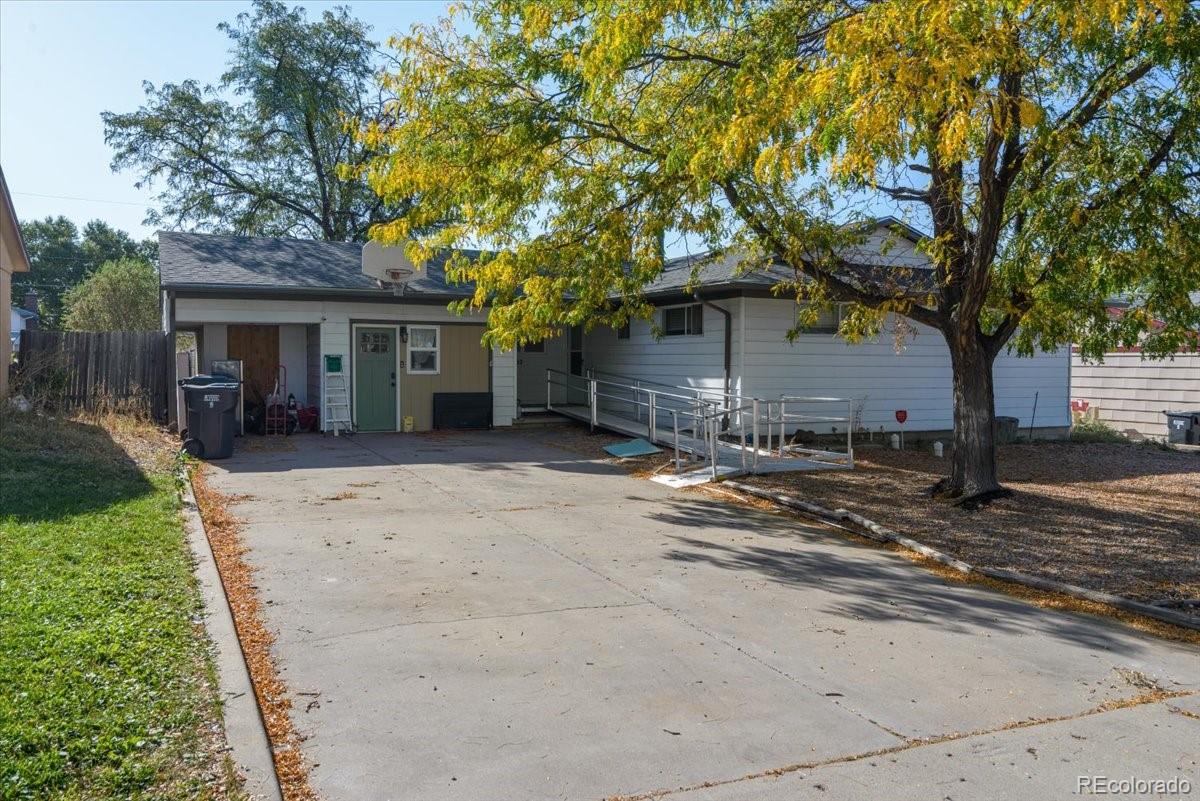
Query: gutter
164,283,474,304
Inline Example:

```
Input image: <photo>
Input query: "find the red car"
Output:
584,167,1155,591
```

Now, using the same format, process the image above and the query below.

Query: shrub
1070,416,1126,443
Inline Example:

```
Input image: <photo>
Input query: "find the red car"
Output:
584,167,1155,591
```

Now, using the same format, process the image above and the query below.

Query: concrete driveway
206,429,1199,801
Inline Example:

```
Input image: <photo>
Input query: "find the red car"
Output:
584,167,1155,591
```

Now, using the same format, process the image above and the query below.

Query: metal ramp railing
546,368,855,479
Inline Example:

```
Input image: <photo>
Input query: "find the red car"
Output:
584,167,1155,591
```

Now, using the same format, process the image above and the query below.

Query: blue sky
0,0,451,240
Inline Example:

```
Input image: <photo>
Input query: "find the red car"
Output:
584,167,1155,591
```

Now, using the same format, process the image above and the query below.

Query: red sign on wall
895,410,908,424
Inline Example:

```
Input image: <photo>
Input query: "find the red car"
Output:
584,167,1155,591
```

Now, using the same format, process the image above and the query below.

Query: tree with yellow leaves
360,0,1199,503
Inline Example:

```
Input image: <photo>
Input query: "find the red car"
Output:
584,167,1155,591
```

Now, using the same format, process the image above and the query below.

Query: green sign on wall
324,354,344,373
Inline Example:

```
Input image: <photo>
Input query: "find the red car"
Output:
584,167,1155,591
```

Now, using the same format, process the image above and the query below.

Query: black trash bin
179,375,241,459
1163,410,1199,445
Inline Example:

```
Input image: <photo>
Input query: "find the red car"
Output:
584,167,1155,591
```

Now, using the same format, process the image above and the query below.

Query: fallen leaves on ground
191,466,318,801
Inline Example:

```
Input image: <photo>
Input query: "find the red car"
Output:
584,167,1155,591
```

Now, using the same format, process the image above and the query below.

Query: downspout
695,293,732,428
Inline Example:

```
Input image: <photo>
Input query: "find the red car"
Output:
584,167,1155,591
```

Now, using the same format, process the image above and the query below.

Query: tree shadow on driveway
647,497,1175,658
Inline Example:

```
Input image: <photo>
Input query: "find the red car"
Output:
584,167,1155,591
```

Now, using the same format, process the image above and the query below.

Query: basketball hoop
362,241,420,286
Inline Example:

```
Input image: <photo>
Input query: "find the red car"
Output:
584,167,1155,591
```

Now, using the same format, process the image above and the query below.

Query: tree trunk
938,331,1006,503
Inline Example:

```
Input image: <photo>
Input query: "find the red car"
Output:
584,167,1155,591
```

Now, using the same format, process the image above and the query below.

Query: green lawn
0,412,241,800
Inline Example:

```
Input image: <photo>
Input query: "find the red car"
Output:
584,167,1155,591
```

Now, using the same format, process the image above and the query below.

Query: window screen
663,304,703,336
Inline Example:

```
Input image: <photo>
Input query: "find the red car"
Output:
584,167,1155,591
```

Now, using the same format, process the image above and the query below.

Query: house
158,222,1071,438
1070,302,1200,440
159,232,506,432
10,290,39,354
1,166,32,396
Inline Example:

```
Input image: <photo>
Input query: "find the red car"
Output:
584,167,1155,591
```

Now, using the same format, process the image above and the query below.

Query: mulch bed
744,442,1199,611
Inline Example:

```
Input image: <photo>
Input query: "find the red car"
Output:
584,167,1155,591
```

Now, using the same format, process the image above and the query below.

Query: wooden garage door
227,325,279,403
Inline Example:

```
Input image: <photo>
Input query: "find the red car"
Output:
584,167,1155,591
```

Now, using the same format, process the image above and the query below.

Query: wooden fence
17,330,173,422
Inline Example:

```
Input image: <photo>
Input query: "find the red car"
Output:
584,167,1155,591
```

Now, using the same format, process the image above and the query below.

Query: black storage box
432,392,493,430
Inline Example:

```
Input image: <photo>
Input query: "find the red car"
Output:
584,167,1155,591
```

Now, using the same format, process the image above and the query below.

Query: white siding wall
200,323,228,368
1071,351,1200,438
737,297,1069,433
174,297,517,428
584,295,1069,435
279,323,308,404
583,299,738,397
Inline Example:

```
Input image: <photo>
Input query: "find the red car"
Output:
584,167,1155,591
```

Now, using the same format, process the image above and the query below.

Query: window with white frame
407,325,440,373
662,303,703,336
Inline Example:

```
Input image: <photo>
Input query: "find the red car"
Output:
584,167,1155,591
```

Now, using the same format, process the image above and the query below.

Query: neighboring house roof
159,218,934,303
158,231,479,300
13,306,37,320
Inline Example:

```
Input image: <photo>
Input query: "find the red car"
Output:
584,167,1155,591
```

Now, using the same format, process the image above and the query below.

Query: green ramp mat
603,438,662,458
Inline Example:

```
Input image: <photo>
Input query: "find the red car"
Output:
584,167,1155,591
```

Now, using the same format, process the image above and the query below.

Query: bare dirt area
743,442,1199,610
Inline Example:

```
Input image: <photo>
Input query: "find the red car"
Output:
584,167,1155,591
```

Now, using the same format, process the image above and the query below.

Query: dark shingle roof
158,231,476,298
160,221,933,301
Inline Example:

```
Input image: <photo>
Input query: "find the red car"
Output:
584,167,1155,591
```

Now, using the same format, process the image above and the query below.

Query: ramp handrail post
779,399,786,456
672,410,681,474
847,397,855,466
635,379,642,422
589,377,597,430
740,405,747,471
710,413,719,481
751,398,760,473
764,401,772,455
647,390,657,441
546,368,552,411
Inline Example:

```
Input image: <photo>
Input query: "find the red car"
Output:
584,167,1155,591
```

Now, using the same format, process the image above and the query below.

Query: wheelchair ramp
546,371,855,483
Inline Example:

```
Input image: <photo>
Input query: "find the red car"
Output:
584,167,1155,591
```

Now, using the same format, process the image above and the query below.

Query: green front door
354,327,397,431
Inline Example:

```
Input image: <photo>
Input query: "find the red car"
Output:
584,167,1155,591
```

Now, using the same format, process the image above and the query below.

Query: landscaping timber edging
719,479,1200,632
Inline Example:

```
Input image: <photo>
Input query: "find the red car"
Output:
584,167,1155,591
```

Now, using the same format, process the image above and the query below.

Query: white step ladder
323,371,353,435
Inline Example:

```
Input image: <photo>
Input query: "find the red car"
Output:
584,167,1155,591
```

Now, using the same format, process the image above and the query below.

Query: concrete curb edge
178,467,284,801
719,479,1200,632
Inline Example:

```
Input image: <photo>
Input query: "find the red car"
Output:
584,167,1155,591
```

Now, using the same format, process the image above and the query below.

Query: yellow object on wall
403,415,414,432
